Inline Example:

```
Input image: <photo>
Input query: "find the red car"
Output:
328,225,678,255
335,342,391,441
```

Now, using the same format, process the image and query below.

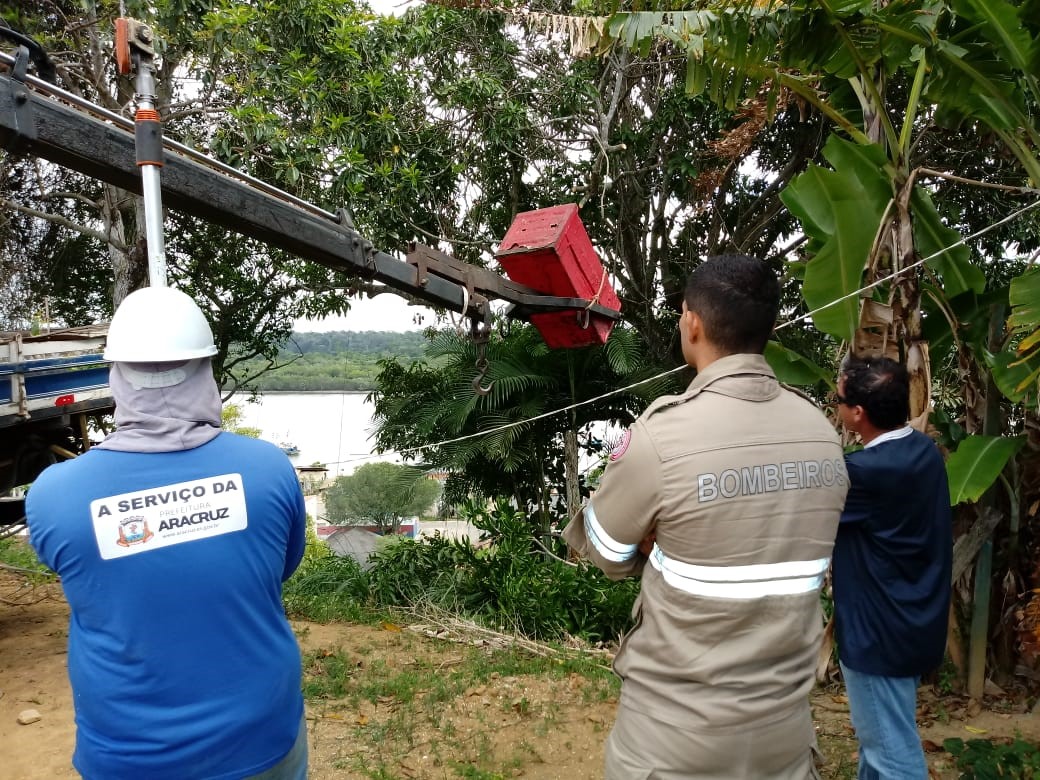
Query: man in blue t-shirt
833,356,952,780
26,286,308,780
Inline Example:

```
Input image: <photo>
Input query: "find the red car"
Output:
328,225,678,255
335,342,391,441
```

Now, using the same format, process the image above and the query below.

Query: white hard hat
103,286,218,362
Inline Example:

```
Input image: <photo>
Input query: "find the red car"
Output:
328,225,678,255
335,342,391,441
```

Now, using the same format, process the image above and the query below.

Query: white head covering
95,358,223,453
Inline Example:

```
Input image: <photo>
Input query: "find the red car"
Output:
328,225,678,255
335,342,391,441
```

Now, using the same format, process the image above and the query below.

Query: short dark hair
684,254,780,354
841,356,910,430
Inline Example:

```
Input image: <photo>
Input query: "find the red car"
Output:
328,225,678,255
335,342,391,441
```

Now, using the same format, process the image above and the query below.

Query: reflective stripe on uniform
649,544,828,599
584,505,639,562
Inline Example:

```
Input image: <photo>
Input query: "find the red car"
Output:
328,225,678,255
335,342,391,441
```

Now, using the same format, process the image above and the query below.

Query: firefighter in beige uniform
565,255,848,779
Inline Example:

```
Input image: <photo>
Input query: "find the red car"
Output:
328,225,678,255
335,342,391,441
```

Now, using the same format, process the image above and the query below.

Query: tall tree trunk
101,184,133,306
564,428,581,519
967,304,1007,698
853,168,930,426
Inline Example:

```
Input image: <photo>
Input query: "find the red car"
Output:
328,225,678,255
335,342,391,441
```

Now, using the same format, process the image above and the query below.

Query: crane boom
0,49,621,325
0,39,625,532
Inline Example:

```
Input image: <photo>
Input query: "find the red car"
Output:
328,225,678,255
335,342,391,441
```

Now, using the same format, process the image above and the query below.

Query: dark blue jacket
833,428,952,677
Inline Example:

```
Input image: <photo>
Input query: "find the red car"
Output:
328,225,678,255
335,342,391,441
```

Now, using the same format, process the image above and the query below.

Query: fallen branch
399,603,614,669
0,562,57,578
531,534,578,567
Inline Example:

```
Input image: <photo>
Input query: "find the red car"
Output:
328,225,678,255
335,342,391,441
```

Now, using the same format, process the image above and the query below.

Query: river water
227,392,398,478
227,391,619,482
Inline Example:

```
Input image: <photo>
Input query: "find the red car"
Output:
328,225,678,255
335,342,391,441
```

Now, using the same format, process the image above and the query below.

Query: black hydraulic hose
0,21,56,84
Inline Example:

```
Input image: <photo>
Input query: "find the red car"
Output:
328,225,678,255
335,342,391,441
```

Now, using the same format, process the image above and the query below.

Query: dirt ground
2,574,1038,779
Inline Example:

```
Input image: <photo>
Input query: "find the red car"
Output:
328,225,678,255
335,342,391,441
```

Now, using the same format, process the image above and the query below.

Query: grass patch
452,766,505,779
0,536,57,586
0,536,52,575
301,648,362,700
302,643,615,707
815,724,859,779
302,631,619,779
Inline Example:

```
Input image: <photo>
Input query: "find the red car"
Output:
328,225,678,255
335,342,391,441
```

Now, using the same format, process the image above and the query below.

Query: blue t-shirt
26,433,306,780
833,428,952,677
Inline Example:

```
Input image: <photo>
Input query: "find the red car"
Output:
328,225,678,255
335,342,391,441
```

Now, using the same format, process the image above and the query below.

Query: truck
0,326,112,535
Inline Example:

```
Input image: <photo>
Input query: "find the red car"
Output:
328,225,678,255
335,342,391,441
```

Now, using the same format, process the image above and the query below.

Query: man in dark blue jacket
833,356,952,780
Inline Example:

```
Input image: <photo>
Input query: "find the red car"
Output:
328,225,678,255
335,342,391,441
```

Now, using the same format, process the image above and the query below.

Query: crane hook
470,316,494,397
472,362,494,396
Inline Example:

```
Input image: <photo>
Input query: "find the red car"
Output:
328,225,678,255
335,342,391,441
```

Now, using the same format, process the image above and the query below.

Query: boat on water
278,441,300,456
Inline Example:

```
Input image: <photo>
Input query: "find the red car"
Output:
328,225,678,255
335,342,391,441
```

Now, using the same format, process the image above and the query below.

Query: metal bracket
0,22,57,83
115,18,156,75
127,20,156,58
502,296,620,320
329,208,379,273
2,46,36,153
11,44,28,81
406,241,620,324
335,206,356,231
406,242,490,318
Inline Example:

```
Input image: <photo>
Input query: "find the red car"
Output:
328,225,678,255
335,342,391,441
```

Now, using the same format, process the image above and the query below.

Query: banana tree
539,0,1040,686
576,0,1039,413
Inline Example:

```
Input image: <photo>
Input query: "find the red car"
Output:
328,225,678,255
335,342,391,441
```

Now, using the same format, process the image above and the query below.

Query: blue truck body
0,326,113,531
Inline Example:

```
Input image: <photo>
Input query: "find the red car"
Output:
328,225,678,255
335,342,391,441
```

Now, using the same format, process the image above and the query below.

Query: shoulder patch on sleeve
644,387,704,420
609,429,633,461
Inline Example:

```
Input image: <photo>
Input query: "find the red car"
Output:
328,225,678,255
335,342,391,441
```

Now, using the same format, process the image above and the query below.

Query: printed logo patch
117,516,153,547
610,429,633,461
91,474,248,560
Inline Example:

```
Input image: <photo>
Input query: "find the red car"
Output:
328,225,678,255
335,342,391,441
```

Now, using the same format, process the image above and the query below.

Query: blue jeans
840,662,926,780
245,714,308,780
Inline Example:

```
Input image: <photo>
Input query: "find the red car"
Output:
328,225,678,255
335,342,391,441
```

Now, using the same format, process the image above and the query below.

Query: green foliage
944,735,1040,779
936,654,961,695
1006,269,1040,401
283,551,372,623
371,324,677,513
325,461,440,534
301,522,333,566
990,347,1040,408
221,403,261,438
763,340,833,388
287,500,639,644
911,188,984,298
780,137,891,342
229,331,428,392
287,331,428,358
0,537,53,580
946,434,1027,505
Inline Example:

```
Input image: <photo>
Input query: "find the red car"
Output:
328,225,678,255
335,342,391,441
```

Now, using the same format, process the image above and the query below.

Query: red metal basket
496,204,620,348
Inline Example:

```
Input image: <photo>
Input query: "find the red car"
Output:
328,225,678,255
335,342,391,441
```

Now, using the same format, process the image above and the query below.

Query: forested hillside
231,330,428,392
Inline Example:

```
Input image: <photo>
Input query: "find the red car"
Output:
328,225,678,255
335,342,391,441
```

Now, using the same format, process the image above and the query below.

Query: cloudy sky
295,291,435,333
